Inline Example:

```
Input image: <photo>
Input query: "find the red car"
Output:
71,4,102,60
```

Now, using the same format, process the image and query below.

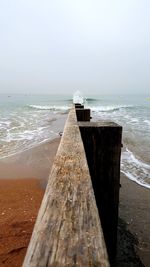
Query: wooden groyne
22,105,122,267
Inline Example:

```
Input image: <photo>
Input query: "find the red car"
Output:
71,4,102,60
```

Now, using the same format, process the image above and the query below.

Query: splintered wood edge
22,107,110,267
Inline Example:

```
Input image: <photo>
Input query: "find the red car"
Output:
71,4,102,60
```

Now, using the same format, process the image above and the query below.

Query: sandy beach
0,178,44,267
0,137,149,267
0,138,60,267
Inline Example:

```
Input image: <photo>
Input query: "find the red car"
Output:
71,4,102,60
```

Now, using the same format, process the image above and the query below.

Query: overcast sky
0,0,150,95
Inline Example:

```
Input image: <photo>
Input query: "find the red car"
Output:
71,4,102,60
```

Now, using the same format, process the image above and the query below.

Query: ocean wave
67,97,100,103
0,111,66,159
121,170,150,189
90,105,134,112
121,148,150,189
73,91,84,104
27,104,135,113
144,120,150,127
0,126,59,159
27,104,70,111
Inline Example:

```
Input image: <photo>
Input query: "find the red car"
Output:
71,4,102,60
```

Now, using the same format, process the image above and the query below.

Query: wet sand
118,174,150,267
0,138,61,181
0,137,149,266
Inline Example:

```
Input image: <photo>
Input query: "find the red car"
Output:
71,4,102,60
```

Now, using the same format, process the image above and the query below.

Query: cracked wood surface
22,107,109,267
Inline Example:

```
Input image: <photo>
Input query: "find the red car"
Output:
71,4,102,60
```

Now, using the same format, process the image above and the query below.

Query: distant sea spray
73,90,84,104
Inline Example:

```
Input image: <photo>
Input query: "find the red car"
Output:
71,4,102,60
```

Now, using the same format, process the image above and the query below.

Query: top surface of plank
22,107,109,267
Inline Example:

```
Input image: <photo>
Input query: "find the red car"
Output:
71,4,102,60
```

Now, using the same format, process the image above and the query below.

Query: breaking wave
121,148,150,189
90,105,134,112
73,90,84,104
27,105,69,111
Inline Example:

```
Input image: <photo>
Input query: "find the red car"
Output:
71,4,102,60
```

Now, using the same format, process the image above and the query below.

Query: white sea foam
121,148,150,189
144,120,150,127
0,121,11,127
123,148,150,169
0,128,59,159
121,170,150,189
130,118,139,123
73,90,84,104
0,109,66,159
28,105,69,111
89,105,133,112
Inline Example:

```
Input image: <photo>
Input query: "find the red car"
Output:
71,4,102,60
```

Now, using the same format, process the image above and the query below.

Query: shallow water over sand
0,94,149,188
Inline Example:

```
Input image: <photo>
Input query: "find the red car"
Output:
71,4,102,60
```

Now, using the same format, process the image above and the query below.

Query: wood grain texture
22,107,110,267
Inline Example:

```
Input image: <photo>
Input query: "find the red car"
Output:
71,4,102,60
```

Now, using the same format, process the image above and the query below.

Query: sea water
0,93,149,188
0,94,69,158
85,95,150,189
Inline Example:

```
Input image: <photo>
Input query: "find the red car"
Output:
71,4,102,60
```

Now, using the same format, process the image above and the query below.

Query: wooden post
76,108,91,121
79,121,122,264
75,103,84,109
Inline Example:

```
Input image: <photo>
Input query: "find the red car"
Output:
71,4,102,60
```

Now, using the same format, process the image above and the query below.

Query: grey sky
0,0,150,95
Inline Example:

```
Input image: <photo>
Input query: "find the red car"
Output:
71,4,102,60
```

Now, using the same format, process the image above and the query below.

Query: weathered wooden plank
22,107,110,267
79,122,122,264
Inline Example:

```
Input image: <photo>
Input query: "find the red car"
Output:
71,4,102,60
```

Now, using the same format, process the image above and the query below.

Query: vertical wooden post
79,121,122,264
75,104,84,109
76,108,91,121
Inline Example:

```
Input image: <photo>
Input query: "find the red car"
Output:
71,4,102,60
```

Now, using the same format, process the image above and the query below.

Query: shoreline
0,138,149,266
0,137,60,182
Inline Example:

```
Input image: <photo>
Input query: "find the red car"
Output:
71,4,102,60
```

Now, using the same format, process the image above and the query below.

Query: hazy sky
0,0,150,95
